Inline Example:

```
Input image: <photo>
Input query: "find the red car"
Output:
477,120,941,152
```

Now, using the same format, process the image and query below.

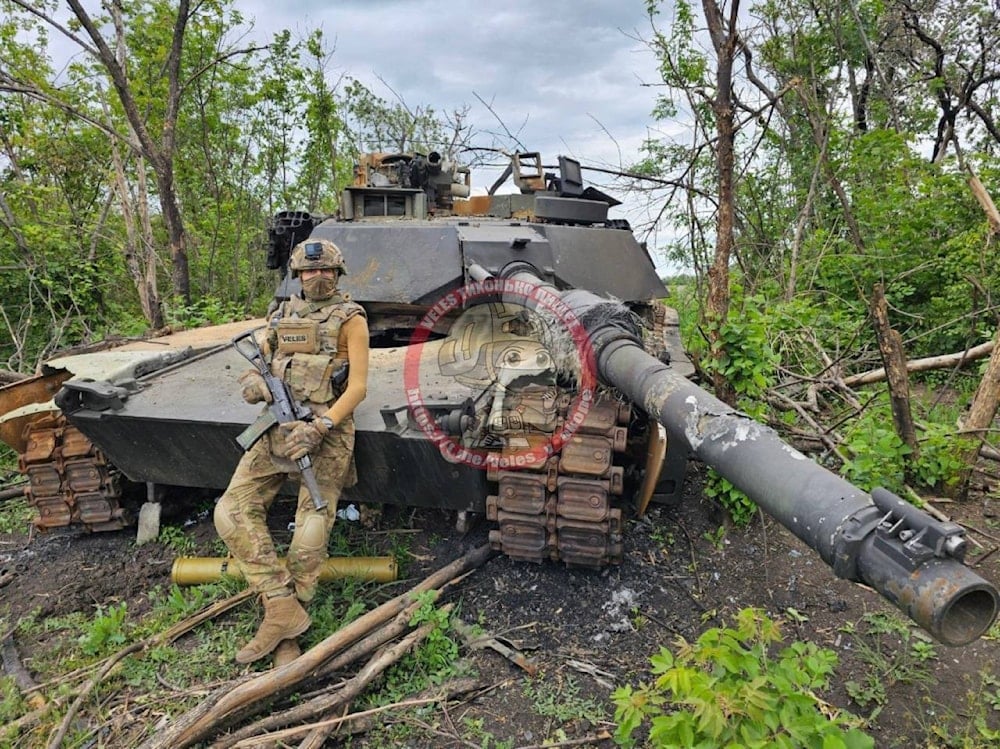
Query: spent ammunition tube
172,556,398,586
482,263,999,645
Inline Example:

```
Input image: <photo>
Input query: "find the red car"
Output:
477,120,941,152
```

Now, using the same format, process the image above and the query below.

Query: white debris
336,504,360,521
599,587,639,635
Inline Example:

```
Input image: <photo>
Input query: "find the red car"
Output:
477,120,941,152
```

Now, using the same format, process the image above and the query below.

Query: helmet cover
289,239,347,277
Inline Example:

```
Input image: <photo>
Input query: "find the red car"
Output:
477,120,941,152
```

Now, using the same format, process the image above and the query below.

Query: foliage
684,289,778,525
366,591,463,708
0,3,457,370
0,674,27,725
77,602,129,657
839,401,912,493
912,422,978,493
0,493,33,534
839,612,937,714
613,608,873,749
839,398,975,494
523,673,608,745
406,592,461,681
158,524,198,555
703,473,758,527
163,295,247,329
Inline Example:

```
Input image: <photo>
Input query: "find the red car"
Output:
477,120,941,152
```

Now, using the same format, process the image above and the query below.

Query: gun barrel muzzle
857,542,998,646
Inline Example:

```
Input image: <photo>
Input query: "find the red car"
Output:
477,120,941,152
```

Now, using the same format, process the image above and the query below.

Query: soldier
214,238,369,667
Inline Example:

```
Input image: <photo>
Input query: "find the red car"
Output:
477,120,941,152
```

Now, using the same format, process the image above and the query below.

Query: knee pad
213,496,238,540
291,513,328,554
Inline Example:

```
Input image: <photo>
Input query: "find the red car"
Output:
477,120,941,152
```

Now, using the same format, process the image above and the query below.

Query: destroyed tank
1,150,997,646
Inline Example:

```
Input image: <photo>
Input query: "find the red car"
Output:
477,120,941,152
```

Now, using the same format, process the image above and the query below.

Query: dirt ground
2,464,999,748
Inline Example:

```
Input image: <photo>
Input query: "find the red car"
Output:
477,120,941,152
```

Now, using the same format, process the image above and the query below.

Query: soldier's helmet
288,239,347,277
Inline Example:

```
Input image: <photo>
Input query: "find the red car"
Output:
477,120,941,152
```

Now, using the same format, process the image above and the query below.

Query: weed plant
524,673,607,742
840,612,938,719
914,669,1000,748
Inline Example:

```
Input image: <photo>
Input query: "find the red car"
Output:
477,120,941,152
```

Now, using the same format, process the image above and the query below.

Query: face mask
302,274,337,300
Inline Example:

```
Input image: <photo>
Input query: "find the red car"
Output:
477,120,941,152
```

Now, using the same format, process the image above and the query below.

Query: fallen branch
216,613,444,748
212,695,451,748
974,547,999,568
452,617,538,676
47,588,254,749
0,369,28,385
0,484,27,502
766,391,847,463
843,341,994,388
980,443,1000,462
317,677,484,742
145,543,495,749
313,596,425,681
1,630,45,710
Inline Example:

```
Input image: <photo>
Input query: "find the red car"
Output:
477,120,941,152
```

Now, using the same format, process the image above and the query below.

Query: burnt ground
2,464,1000,748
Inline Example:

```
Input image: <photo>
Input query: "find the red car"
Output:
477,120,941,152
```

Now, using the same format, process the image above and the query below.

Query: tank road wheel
19,414,127,532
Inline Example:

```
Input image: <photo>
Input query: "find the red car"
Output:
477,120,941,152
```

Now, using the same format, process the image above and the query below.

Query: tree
643,0,784,405
0,0,274,321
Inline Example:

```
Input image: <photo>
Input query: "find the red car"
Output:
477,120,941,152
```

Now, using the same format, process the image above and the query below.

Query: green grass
907,669,1000,749
0,493,33,534
840,612,938,719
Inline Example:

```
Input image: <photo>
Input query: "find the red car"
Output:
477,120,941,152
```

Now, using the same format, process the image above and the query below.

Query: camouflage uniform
214,292,364,603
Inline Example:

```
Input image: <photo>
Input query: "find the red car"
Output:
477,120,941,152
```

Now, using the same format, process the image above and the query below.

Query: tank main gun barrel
477,261,999,645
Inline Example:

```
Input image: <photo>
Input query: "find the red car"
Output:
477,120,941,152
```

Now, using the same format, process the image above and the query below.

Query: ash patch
595,587,639,640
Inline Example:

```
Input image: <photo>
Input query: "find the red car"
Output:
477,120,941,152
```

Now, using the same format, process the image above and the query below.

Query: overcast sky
240,0,680,267
242,0,664,168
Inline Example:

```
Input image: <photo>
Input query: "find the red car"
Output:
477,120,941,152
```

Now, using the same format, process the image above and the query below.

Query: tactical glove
239,370,273,404
282,420,325,461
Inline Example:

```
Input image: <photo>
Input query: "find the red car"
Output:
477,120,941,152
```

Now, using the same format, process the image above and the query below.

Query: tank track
485,397,630,567
19,414,127,531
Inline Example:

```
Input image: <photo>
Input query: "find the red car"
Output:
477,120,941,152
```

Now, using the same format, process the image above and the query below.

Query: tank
1,150,997,645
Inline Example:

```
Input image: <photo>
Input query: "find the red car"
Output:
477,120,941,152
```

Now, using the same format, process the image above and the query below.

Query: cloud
238,0,681,270
242,0,663,170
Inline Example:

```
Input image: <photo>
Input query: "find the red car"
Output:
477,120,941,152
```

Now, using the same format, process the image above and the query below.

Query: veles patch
403,277,596,470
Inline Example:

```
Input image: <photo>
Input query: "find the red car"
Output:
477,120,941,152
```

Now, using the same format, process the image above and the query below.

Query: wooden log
1,632,46,710
843,341,994,387
145,543,495,749
0,485,27,502
222,612,445,748
207,598,427,749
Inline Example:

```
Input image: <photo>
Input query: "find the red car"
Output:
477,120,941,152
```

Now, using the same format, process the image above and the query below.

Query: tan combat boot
236,592,311,664
272,638,301,668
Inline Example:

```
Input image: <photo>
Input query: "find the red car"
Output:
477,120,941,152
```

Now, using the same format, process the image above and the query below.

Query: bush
612,608,873,749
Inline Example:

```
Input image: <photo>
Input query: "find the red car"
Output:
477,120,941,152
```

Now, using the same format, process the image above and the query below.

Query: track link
20,415,127,531
486,397,630,567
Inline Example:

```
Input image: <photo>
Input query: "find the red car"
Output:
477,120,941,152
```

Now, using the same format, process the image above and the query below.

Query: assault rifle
232,328,328,511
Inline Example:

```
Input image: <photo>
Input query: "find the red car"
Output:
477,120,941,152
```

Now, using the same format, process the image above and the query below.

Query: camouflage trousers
214,421,356,603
